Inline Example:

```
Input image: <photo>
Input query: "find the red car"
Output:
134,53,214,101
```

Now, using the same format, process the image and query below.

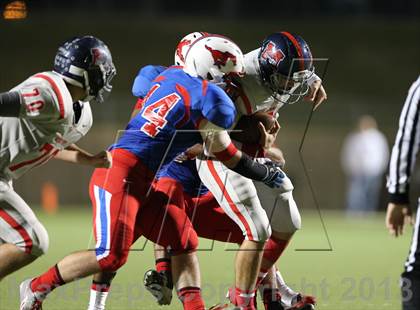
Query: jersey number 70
141,85,181,138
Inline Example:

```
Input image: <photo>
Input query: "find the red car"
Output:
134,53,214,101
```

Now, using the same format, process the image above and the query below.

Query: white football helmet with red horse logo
174,32,209,66
183,35,245,83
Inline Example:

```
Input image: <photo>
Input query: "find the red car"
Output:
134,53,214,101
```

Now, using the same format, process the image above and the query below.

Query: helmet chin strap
82,70,93,100
57,72,84,90
81,69,102,103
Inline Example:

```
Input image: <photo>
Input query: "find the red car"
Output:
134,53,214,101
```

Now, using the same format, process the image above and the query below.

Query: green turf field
0,208,412,309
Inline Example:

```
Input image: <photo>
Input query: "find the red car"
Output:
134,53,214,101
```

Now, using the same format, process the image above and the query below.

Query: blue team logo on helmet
258,32,314,104
53,35,116,103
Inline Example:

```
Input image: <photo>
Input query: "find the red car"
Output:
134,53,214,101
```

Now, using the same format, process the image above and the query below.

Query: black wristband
0,91,21,117
388,192,409,204
231,153,268,181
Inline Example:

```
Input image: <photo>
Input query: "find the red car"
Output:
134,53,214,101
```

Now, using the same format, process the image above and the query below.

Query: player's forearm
185,143,204,159
0,91,21,117
65,144,93,157
200,120,269,181
231,151,271,181
54,149,93,165
211,142,270,182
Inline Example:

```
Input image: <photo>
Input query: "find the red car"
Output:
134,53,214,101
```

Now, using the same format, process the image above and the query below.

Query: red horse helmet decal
205,44,237,69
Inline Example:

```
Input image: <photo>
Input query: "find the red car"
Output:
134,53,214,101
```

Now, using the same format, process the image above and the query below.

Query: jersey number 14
141,85,181,137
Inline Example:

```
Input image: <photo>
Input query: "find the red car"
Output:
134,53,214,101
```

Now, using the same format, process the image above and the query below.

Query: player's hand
262,161,285,188
174,152,188,163
258,120,280,150
385,203,414,237
185,143,204,159
304,79,327,110
174,144,204,163
90,150,112,168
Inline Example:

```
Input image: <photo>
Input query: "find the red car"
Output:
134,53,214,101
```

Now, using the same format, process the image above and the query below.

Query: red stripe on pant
0,209,33,253
89,148,156,271
205,160,255,240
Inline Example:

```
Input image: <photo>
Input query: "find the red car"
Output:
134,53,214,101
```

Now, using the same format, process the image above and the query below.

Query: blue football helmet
258,31,314,103
53,35,116,103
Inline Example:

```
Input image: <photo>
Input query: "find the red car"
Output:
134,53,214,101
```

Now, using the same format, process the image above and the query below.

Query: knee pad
264,190,301,234
258,224,272,243
262,173,299,234
254,215,272,242
279,191,301,231
29,221,49,257
240,195,272,242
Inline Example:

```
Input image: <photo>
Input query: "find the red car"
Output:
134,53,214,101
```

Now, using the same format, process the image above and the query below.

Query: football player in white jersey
0,35,115,281
195,32,326,310
197,32,325,310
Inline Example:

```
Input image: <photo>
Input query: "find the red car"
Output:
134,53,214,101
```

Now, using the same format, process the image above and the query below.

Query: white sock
88,289,109,310
276,270,297,307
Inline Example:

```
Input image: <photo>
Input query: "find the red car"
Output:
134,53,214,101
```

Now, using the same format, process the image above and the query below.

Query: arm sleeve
0,91,22,116
202,83,236,129
387,78,420,204
132,65,166,98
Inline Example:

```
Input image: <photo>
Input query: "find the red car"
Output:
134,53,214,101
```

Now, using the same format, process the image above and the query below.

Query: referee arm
386,76,420,237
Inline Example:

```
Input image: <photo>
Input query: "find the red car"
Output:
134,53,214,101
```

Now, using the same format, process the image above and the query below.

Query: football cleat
143,269,173,305
285,294,316,310
260,288,285,310
264,300,285,310
19,279,44,310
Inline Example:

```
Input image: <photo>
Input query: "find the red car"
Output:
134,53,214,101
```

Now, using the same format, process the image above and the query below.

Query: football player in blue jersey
20,35,285,310
134,32,323,310
88,31,323,310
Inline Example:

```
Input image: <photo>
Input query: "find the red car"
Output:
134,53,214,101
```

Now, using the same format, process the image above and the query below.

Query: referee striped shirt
387,76,420,204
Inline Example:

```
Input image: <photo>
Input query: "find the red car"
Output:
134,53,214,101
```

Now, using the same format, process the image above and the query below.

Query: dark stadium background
1,0,419,211
1,1,420,309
